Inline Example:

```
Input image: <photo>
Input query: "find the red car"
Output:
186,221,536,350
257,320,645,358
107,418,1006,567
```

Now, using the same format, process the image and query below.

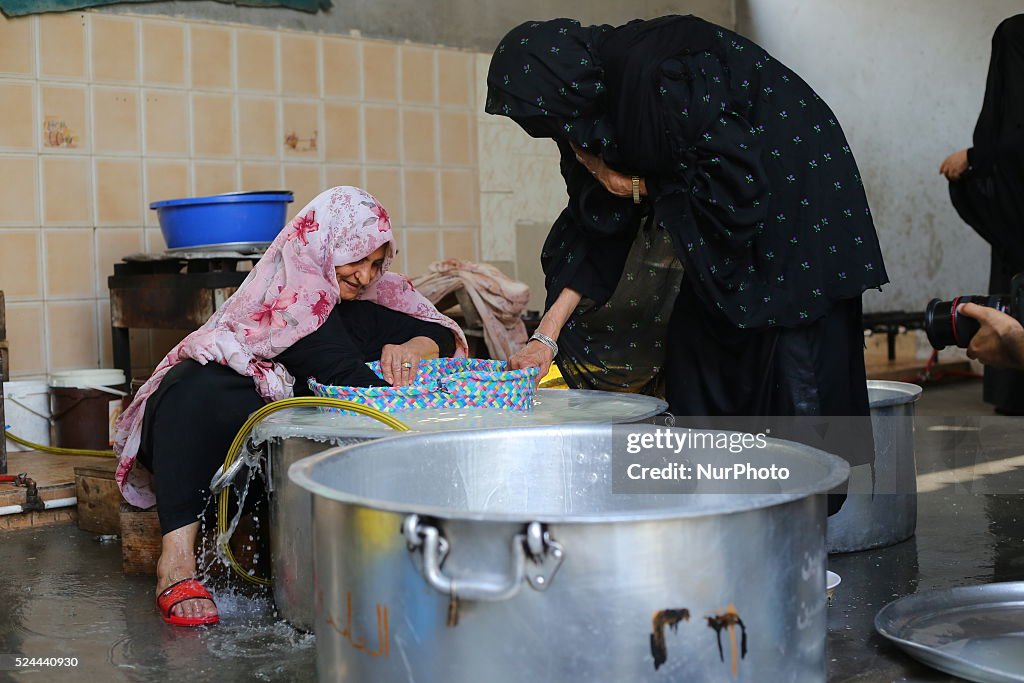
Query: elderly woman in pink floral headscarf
114,186,466,627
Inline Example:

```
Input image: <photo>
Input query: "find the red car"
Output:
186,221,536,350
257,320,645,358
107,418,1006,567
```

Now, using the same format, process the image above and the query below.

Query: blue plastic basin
150,191,295,250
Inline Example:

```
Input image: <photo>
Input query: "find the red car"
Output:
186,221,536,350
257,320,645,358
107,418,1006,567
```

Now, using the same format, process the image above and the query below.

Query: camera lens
925,299,955,349
925,295,1008,349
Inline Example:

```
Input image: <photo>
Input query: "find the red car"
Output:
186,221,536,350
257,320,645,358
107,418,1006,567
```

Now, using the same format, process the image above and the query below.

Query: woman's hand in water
940,148,970,180
381,336,439,386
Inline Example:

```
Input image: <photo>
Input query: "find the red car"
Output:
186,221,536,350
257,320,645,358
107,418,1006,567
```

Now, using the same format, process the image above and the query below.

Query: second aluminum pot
827,380,922,553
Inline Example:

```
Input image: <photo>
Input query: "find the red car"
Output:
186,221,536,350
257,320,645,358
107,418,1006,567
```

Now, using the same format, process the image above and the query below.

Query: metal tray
875,582,1024,683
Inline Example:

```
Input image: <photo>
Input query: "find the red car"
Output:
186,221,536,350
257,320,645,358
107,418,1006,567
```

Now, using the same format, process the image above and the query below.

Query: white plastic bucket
3,380,52,452
49,369,128,394
49,369,127,449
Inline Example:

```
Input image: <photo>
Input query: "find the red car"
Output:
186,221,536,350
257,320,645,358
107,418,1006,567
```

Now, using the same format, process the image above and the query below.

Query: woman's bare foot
155,522,218,621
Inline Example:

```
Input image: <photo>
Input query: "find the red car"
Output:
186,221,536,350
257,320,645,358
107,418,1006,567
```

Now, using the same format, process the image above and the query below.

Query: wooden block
75,461,122,535
118,500,268,579
120,502,162,575
0,507,77,531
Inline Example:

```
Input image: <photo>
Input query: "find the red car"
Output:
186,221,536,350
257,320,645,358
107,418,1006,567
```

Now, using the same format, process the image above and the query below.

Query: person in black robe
486,17,887,464
942,14,1024,414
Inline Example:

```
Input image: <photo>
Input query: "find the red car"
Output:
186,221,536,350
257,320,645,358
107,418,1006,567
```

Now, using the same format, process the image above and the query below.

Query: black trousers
665,277,870,420
137,361,265,534
665,278,872,514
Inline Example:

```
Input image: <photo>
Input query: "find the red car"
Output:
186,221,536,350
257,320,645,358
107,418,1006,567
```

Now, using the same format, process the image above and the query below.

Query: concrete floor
0,378,1021,682
829,379,1024,682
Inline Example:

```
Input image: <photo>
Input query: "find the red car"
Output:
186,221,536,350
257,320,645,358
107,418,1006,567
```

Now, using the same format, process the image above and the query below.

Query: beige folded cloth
413,260,531,361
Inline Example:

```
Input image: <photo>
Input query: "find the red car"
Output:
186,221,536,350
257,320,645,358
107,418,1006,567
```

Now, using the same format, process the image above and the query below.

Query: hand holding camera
958,303,1024,369
925,273,1024,369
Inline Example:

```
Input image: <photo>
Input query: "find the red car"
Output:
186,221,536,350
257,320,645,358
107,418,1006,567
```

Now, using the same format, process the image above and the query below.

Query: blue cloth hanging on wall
0,0,331,16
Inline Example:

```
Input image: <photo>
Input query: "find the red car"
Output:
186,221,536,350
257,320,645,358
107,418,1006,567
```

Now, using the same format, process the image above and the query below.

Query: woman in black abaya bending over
488,16,888,474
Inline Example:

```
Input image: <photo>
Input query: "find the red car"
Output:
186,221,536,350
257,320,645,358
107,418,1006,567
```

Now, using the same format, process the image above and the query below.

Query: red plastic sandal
157,578,220,627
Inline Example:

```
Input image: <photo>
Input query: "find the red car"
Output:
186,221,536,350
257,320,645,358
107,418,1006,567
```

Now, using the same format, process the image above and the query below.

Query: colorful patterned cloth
310,358,539,412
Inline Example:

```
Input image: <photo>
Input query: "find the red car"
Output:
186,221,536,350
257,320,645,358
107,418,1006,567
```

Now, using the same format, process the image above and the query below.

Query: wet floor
0,524,316,682
828,379,1024,682
0,379,1021,682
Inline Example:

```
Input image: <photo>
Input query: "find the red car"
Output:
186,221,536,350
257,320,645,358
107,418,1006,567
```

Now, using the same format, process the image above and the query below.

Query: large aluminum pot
827,380,922,554
290,424,848,682
262,389,667,631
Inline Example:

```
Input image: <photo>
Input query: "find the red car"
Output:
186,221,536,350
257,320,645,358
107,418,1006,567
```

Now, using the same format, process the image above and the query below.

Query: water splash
194,446,271,591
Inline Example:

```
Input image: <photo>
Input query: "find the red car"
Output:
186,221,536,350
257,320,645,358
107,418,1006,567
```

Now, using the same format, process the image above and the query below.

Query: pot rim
867,380,923,409
288,425,851,524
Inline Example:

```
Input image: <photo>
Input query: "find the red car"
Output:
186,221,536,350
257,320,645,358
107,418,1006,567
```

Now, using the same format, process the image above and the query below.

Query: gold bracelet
631,176,641,204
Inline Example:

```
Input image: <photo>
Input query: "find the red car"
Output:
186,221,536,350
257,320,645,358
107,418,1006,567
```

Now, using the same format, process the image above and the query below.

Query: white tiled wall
474,53,565,311
0,10,481,379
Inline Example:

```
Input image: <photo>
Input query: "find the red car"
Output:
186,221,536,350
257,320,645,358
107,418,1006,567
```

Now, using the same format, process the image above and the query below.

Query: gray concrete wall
736,0,1020,313
106,0,733,50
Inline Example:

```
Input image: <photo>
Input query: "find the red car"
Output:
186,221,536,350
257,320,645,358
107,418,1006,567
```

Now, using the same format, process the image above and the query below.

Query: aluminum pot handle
402,514,564,602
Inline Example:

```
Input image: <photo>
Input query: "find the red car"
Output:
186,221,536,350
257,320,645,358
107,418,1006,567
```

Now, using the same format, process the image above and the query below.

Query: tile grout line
33,14,52,377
